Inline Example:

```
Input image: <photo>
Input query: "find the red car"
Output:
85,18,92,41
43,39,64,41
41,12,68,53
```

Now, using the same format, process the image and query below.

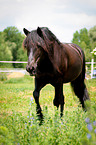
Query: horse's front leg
53,83,65,117
33,90,43,121
33,77,46,123
33,77,46,124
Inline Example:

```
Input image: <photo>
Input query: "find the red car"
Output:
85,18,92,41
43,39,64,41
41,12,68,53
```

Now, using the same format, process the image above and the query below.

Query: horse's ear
37,27,43,38
23,28,30,36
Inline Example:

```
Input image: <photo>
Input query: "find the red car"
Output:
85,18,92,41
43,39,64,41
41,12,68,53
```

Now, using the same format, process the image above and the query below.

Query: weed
0,73,7,81
0,77,96,144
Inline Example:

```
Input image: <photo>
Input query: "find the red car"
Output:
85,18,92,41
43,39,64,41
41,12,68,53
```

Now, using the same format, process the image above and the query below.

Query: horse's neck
52,42,68,73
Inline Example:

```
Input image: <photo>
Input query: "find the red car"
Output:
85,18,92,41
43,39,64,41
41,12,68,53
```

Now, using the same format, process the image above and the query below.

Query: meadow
0,75,96,145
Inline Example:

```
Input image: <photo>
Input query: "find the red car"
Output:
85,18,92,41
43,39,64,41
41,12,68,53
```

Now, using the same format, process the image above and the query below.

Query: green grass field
0,75,96,145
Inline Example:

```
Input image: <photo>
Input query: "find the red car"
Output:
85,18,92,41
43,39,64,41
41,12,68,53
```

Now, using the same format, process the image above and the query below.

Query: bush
0,73,7,81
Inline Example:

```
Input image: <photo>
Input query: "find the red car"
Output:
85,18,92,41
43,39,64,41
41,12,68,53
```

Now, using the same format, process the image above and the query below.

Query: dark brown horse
23,27,89,122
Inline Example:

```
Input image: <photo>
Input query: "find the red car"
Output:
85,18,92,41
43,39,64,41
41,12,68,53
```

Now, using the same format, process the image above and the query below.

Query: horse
23,27,89,122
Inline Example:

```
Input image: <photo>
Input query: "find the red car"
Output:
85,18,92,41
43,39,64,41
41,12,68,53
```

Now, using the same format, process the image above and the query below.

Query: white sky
0,0,96,42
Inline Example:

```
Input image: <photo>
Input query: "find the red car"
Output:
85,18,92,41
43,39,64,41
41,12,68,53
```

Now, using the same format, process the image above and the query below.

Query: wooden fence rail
0,60,96,78
0,61,27,63
0,61,96,64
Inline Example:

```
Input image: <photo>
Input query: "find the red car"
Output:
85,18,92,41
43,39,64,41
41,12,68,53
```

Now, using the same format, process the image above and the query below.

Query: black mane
23,27,61,50
40,27,61,45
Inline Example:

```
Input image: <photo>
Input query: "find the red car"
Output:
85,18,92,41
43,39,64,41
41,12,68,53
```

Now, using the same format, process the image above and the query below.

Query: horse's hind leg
71,74,89,109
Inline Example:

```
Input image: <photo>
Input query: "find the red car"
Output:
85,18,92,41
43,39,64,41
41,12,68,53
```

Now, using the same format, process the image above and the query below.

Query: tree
79,28,90,47
89,26,96,51
72,28,92,61
16,47,27,68
4,26,26,67
0,32,13,67
0,26,27,68
72,31,80,46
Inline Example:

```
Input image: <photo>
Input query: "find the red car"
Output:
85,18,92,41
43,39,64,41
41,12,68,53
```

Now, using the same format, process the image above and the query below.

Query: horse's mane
23,27,61,50
41,27,61,45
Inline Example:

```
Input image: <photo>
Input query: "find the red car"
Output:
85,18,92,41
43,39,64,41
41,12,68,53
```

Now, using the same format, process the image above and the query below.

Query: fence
86,59,96,79
0,60,96,79
0,61,27,74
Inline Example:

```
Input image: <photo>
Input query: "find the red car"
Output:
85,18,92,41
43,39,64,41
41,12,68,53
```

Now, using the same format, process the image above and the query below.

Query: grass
0,75,96,145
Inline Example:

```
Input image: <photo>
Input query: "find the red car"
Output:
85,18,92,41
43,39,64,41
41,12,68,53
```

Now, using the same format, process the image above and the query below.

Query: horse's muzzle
26,65,36,76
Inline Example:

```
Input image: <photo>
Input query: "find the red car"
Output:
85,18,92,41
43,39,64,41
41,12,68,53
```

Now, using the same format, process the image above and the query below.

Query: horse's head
23,27,61,76
23,27,53,76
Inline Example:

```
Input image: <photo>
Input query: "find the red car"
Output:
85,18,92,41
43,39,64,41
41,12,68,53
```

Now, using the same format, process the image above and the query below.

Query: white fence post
91,59,94,79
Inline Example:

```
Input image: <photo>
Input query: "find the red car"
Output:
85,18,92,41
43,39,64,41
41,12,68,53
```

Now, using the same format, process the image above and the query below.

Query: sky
0,0,96,42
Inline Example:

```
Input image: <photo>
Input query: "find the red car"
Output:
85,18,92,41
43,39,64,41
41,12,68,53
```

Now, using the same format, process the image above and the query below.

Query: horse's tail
82,50,86,81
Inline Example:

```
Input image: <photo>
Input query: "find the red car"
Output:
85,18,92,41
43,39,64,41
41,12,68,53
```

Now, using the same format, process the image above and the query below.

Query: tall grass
0,75,96,144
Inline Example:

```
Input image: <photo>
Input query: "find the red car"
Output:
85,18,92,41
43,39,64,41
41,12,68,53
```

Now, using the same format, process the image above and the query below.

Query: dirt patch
90,86,96,92
7,72,25,79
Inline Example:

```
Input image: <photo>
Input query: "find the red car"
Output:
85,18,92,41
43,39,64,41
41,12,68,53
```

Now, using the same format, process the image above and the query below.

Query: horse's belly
63,63,82,83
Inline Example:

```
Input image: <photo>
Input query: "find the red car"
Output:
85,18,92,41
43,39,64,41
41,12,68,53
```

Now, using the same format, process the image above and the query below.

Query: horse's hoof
53,98,59,108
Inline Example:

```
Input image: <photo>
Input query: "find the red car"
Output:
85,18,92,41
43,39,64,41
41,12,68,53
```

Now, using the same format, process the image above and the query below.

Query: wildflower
93,121,96,126
94,129,96,134
85,118,90,123
30,117,34,122
27,116,29,118
87,124,93,131
31,97,34,103
87,133,91,139
31,97,33,101
31,117,34,120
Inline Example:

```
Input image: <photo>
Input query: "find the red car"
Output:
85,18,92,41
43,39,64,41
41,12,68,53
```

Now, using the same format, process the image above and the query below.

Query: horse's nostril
26,66,29,72
26,65,35,74
31,67,35,71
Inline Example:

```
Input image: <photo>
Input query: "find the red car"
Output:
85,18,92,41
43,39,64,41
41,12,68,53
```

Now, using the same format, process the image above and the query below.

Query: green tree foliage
4,26,27,67
0,32,13,67
79,28,90,47
72,26,96,62
88,26,96,60
89,26,96,43
16,47,27,68
0,26,27,68
72,31,80,46
0,32,12,61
